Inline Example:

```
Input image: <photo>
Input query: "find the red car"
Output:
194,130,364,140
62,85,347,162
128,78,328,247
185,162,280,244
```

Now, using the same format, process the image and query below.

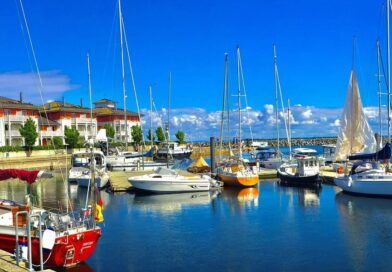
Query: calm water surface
1,173,392,272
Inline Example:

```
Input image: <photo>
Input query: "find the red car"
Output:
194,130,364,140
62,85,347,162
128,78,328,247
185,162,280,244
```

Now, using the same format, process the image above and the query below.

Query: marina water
0,147,391,271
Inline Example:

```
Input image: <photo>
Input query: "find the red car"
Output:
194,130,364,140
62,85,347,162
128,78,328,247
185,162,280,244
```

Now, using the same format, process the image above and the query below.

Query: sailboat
334,38,392,196
255,45,286,169
216,47,259,187
0,1,101,268
0,171,101,268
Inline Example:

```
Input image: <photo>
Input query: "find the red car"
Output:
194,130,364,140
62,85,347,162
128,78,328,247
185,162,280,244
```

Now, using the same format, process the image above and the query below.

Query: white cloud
138,104,390,140
301,109,312,119
0,70,78,103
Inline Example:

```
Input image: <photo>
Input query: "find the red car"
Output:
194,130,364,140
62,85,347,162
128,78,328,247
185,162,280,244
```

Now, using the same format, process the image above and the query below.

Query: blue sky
0,0,389,140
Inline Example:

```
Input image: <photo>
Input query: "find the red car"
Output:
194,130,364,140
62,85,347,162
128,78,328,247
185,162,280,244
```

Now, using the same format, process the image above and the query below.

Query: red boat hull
0,227,101,267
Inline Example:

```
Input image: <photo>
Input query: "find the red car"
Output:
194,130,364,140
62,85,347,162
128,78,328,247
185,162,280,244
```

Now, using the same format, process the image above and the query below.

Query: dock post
210,137,215,175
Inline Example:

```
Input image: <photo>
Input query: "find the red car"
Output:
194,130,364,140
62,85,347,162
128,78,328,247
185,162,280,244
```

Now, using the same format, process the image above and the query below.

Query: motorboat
154,142,193,161
255,148,285,169
0,169,101,268
68,151,110,189
277,156,320,187
128,167,218,193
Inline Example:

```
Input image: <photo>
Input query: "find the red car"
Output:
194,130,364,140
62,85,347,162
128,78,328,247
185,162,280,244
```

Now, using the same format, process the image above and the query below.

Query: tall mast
387,0,391,143
87,54,93,139
236,46,242,158
219,53,228,161
273,44,280,152
287,98,292,159
149,85,153,145
377,40,383,147
118,0,128,149
167,72,172,167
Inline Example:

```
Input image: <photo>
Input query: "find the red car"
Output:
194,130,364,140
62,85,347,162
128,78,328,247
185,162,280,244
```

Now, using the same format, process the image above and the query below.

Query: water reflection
131,191,220,214
220,187,259,212
278,185,321,207
335,192,392,271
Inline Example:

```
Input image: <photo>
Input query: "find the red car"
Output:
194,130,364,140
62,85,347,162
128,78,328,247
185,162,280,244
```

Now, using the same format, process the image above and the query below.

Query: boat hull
218,174,259,187
277,170,320,187
155,151,192,161
0,227,101,267
76,175,109,189
128,179,210,193
335,175,392,197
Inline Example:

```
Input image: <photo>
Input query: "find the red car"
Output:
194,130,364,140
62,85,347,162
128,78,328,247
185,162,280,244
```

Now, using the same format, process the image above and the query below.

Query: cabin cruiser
277,156,321,187
255,148,285,169
154,142,192,161
68,151,110,189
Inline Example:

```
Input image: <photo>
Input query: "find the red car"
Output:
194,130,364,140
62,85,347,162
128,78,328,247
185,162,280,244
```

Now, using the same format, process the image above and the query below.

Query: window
4,109,10,116
5,124,8,131
21,110,26,116
71,113,76,118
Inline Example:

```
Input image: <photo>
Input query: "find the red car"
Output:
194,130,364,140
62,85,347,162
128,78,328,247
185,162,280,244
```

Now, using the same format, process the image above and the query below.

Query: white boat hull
129,177,211,193
335,175,392,196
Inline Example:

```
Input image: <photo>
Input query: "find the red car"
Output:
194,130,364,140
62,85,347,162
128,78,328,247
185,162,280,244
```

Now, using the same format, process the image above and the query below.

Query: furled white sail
335,70,377,161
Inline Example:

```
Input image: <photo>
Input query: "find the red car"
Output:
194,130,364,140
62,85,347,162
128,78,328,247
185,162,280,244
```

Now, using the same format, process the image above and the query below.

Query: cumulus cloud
0,70,78,103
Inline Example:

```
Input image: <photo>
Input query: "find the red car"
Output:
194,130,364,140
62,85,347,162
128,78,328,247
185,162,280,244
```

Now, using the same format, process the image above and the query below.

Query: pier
0,249,54,272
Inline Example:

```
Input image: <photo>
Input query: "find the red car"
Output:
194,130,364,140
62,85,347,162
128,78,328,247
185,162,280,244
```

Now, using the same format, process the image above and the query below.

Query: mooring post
210,137,215,175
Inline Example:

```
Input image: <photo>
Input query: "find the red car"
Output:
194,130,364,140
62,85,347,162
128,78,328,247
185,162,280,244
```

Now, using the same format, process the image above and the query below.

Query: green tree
19,118,38,150
52,136,63,149
147,129,155,144
155,126,166,142
64,126,80,148
104,124,115,139
131,125,143,145
175,130,186,144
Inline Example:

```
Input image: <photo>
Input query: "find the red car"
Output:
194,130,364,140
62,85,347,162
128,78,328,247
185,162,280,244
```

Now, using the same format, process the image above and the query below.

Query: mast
149,85,153,146
236,46,242,158
86,53,96,226
377,40,383,147
167,72,172,167
287,98,292,159
118,0,128,149
219,53,228,161
273,44,280,152
388,0,391,143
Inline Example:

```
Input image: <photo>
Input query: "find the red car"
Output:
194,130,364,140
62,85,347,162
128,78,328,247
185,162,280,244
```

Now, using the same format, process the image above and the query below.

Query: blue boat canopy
348,143,391,161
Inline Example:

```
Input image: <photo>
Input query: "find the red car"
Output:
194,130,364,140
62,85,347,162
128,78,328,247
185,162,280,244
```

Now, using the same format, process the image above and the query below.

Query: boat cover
348,143,391,161
0,169,40,184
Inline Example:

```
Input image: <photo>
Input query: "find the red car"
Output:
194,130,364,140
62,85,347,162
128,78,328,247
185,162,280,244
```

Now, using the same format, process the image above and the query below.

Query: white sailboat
334,36,392,196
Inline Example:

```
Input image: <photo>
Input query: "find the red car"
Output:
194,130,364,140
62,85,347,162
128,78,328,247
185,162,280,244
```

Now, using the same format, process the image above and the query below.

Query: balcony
4,115,28,122
71,117,96,124
5,130,22,137
40,130,63,137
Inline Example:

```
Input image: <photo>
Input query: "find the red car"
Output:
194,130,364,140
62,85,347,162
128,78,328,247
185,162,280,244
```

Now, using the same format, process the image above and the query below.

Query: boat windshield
72,154,104,167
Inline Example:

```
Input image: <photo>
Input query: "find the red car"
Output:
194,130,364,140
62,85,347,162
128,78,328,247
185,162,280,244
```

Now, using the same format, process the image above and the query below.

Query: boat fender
42,229,56,250
348,176,352,187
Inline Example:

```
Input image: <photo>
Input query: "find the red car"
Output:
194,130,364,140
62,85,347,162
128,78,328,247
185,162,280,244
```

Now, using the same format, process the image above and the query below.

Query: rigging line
275,67,290,153
219,53,228,161
238,50,254,144
18,0,71,211
102,0,120,95
121,17,145,145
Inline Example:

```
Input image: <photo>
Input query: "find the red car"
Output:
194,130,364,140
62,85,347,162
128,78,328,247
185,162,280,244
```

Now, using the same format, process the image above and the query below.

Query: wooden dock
258,168,277,179
320,165,337,185
0,249,54,272
108,170,153,192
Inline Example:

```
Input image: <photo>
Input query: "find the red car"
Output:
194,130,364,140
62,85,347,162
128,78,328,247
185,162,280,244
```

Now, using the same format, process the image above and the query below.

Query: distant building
94,99,140,142
0,96,142,147
41,101,97,143
0,96,39,146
